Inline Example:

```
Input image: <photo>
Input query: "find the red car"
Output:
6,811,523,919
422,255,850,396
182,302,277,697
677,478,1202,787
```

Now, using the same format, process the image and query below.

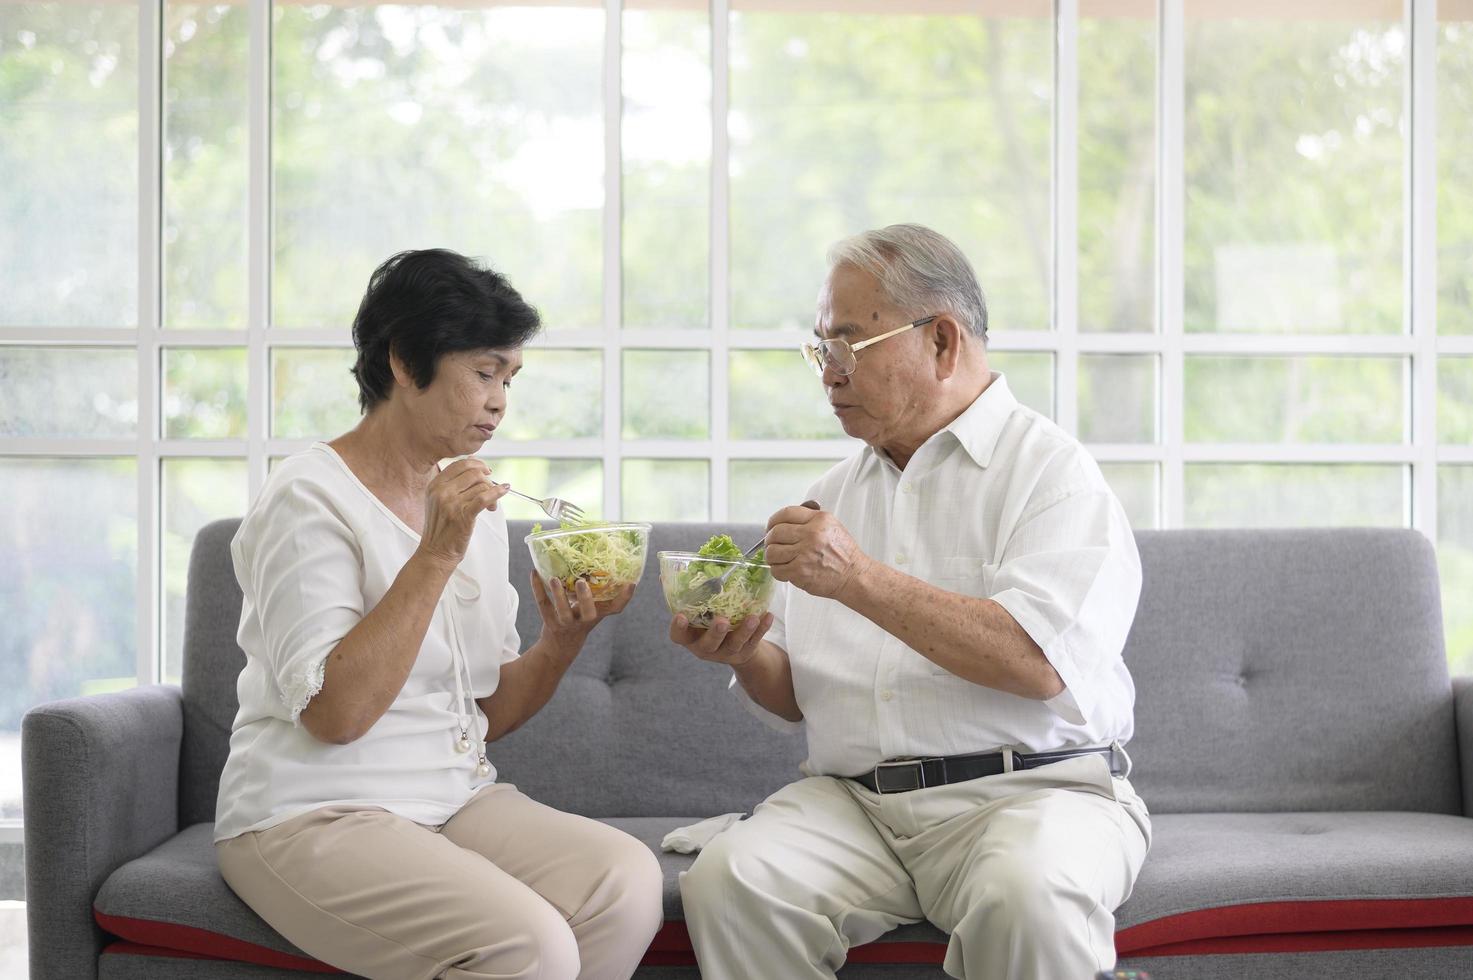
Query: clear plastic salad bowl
659,551,775,628
525,522,651,602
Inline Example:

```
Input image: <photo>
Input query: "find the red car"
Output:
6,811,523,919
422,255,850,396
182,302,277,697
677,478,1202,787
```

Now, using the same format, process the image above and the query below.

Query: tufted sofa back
179,521,1458,824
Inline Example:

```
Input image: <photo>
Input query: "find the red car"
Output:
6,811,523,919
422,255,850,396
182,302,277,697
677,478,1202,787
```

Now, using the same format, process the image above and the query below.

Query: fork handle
500,485,540,505
744,500,819,555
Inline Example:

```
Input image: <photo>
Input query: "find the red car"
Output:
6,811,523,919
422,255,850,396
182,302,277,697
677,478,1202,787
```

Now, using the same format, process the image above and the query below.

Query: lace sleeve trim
281,656,328,726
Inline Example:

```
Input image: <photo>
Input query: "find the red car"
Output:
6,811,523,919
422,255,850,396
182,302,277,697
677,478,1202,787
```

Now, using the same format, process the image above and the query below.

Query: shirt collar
944,371,1016,469
858,371,1017,477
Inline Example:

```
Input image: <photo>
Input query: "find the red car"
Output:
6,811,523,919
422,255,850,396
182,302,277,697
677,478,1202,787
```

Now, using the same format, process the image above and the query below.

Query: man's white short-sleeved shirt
214,443,520,841
753,372,1143,777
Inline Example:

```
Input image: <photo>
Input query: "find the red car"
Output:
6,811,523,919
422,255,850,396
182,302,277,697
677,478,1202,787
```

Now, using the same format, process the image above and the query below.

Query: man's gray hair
825,224,989,339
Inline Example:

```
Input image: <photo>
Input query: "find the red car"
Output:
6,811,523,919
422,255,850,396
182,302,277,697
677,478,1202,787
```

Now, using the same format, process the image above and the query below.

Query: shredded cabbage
528,522,647,601
664,533,775,627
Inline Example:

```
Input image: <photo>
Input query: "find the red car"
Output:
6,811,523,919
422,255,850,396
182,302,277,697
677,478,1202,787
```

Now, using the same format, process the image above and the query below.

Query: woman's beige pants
216,783,664,980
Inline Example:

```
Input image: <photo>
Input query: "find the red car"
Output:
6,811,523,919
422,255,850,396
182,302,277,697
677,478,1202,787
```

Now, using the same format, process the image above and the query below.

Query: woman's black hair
350,249,541,412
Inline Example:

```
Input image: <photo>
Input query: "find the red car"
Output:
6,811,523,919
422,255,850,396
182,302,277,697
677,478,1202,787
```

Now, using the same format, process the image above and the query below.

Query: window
4,0,1472,834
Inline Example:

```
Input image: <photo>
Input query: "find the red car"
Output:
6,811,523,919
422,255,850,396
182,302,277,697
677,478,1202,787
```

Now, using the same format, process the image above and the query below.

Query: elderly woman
214,249,662,980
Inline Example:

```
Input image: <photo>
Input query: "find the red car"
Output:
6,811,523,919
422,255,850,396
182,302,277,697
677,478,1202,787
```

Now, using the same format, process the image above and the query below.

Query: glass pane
163,347,247,439
623,350,708,439
623,4,709,330
484,457,602,524
1184,2,1404,333
1098,462,1158,530
728,2,1052,332
1441,357,1473,444
162,459,247,682
990,352,1053,420
0,347,137,437
728,350,845,440
1079,0,1156,333
1079,354,1157,443
1184,463,1406,528
273,4,604,329
623,458,708,522
0,458,138,820
729,459,839,525
498,349,602,441
1185,355,1406,443
164,2,248,327
271,347,360,439
1440,11,1473,334
0,2,139,326
1440,466,1473,674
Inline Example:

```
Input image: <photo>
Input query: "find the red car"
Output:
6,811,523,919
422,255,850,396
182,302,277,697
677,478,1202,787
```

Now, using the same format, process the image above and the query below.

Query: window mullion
1054,0,1079,436
711,0,732,521
1159,0,1185,530
1410,0,1439,536
602,0,623,519
138,0,163,686
247,0,271,500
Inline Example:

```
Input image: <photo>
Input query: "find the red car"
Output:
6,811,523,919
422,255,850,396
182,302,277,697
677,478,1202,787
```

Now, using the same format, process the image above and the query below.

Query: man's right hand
669,611,775,669
418,458,509,569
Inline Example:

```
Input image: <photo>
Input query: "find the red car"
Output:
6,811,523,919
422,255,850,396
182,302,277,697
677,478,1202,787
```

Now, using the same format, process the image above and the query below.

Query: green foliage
0,3,139,325
622,458,708,521
1184,356,1405,444
727,12,1053,333
622,349,709,439
4,4,1473,739
164,348,248,438
1182,18,1405,334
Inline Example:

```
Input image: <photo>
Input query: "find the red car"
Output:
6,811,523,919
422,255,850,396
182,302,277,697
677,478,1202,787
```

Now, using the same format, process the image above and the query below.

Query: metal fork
675,500,819,608
438,458,586,524
501,485,586,525
674,533,767,608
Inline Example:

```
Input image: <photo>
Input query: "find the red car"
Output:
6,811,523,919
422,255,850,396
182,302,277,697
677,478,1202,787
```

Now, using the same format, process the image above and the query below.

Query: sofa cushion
179,521,250,828
1116,811,1473,953
93,820,946,973
1124,528,1459,816
96,811,1473,974
93,824,330,971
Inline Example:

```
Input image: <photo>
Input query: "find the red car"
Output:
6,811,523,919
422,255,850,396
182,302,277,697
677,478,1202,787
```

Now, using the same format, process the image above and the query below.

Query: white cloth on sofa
661,812,745,853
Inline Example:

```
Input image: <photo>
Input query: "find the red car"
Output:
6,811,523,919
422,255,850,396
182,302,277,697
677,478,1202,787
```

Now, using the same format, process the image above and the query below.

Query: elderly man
671,224,1151,980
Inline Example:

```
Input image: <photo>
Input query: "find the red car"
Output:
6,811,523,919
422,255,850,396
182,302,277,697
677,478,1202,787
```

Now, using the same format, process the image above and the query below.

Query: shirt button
880,690,894,702
902,483,916,494
895,554,909,565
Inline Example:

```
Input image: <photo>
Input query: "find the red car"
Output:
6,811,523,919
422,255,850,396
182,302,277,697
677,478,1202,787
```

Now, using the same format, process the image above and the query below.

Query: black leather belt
849,746,1122,795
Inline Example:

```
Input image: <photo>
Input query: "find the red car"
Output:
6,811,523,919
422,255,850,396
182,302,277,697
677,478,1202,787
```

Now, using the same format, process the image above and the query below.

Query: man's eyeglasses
800,315,939,379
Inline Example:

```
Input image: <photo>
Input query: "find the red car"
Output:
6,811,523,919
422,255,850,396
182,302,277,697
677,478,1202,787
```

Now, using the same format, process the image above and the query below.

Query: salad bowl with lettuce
525,522,651,602
659,533,776,628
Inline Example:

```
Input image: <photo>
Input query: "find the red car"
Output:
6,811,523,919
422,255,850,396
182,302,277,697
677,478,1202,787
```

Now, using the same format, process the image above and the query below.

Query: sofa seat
92,820,950,976
93,810,1473,975
1116,811,1473,956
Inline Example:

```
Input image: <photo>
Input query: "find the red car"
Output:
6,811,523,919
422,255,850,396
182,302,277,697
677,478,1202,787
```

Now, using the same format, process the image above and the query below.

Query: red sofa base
98,898,1473,973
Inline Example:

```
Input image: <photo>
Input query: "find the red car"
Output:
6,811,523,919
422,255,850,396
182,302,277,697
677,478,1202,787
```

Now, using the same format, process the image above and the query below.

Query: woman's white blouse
214,443,521,842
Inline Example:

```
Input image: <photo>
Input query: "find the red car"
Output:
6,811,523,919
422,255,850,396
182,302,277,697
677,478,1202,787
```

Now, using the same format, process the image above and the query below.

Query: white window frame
1,0,1468,840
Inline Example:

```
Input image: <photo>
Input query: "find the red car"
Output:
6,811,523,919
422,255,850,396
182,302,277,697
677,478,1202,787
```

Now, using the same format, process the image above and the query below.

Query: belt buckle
873,759,924,794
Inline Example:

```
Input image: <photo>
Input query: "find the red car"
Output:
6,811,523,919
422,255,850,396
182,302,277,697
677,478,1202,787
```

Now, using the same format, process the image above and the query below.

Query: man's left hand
763,502,871,599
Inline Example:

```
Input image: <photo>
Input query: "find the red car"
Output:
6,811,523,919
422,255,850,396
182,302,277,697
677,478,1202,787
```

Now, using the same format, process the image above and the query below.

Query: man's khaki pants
216,783,663,980
680,754,1152,980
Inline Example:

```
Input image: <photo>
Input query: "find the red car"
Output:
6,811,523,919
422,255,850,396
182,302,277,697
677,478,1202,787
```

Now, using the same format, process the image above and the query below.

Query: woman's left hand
530,571,635,653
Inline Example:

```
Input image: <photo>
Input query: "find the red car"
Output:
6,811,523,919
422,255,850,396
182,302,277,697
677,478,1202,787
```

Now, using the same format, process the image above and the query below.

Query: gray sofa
24,520,1473,979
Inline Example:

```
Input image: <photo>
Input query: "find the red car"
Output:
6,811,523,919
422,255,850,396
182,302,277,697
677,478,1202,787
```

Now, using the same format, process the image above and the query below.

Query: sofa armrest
1456,676,1473,818
22,684,184,980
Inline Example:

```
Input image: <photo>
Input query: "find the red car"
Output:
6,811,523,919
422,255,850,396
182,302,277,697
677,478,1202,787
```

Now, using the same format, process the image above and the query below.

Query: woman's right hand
418,458,509,569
